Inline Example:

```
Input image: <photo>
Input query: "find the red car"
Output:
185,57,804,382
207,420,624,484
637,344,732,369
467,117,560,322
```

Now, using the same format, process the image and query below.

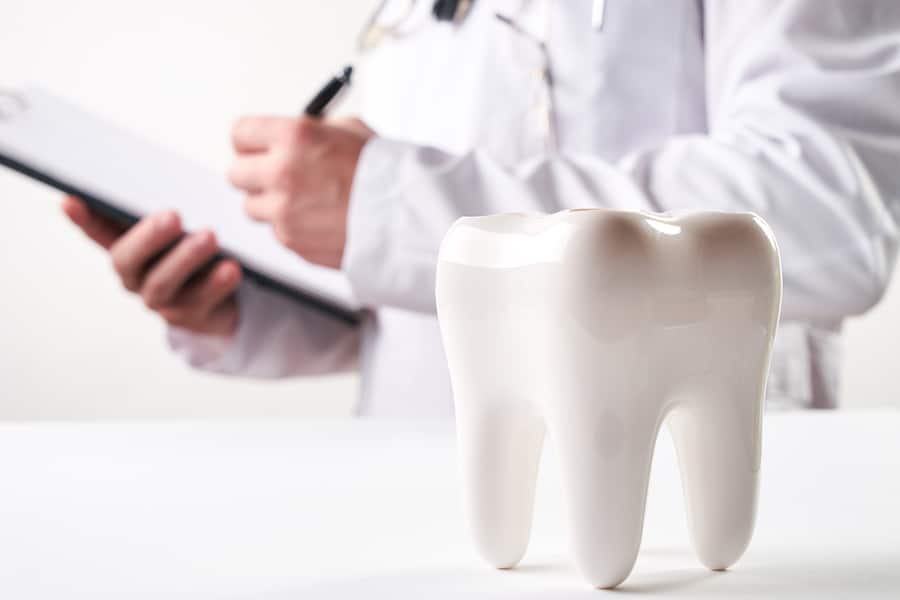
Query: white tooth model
435,209,782,589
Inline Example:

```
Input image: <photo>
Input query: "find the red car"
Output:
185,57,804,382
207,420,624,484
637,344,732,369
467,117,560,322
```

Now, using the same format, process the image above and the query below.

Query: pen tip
341,65,353,83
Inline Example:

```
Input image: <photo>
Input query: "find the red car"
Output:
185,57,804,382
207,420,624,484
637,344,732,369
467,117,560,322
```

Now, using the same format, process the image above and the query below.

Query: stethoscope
357,0,476,51
357,0,605,51
357,0,564,151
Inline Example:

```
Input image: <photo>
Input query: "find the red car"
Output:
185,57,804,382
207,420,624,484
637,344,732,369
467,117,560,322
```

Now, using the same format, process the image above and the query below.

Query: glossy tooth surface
436,209,782,588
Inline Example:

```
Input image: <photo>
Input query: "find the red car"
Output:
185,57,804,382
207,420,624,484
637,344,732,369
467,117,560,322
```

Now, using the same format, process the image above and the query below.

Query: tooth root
457,406,545,569
668,383,763,571
546,398,660,589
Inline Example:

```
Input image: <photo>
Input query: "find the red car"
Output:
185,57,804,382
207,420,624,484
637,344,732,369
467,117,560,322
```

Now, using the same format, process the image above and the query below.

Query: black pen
304,65,353,117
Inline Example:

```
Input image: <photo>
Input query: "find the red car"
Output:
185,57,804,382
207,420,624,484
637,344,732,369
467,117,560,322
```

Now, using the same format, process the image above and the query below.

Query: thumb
331,117,375,138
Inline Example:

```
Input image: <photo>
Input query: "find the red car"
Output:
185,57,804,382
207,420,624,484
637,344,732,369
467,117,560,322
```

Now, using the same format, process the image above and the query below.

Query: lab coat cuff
165,281,260,373
341,136,414,309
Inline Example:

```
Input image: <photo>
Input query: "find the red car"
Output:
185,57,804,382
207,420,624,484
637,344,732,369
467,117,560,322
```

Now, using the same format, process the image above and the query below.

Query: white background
0,0,897,419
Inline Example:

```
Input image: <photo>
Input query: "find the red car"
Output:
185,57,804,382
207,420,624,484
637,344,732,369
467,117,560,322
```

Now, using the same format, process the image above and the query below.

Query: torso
354,0,708,416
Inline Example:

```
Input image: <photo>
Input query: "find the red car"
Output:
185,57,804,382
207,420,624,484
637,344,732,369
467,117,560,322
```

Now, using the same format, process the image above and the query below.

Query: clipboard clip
0,89,28,121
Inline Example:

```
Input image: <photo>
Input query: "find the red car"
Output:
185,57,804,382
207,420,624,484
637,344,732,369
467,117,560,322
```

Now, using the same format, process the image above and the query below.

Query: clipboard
0,86,362,325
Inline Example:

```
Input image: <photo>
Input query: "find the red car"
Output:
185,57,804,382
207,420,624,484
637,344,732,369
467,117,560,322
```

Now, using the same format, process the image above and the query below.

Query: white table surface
0,412,898,599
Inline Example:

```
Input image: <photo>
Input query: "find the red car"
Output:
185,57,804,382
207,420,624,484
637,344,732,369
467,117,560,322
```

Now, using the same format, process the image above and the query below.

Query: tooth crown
436,208,782,588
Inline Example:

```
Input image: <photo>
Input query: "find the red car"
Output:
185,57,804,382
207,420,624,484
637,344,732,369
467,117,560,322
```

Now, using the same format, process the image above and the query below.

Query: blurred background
0,0,897,419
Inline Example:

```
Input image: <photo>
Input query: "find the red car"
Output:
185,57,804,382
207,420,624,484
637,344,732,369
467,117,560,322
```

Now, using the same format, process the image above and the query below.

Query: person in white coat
64,0,900,416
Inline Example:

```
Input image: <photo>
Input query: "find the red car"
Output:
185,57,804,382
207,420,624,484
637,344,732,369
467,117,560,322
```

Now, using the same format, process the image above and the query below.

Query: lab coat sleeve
166,278,360,378
342,0,900,323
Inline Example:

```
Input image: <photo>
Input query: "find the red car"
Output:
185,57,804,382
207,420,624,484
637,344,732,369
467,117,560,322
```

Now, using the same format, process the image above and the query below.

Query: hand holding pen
227,65,374,269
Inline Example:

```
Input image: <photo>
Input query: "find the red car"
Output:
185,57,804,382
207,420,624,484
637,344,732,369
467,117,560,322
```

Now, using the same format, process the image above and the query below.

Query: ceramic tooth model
435,208,782,589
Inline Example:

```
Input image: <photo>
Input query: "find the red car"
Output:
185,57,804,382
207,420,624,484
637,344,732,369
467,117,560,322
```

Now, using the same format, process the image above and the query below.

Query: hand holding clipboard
228,66,372,271
0,68,365,336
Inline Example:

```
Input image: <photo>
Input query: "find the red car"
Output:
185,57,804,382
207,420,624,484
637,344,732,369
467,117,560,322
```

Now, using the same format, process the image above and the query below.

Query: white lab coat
169,0,900,416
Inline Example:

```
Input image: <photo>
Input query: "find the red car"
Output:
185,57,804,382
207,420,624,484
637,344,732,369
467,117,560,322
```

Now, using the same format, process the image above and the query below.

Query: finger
243,193,281,222
161,260,241,323
301,253,342,269
109,211,182,291
294,245,343,269
61,196,127,249
158,296,238,336
194,260,242,313
331,117,374,137
232,116,295,153
227,154,271,193
204,298,240,337
140,230,219,309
